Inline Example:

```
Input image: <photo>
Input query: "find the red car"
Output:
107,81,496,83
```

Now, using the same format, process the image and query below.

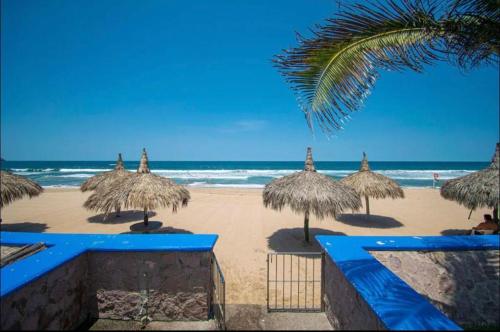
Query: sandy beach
0,187,489,306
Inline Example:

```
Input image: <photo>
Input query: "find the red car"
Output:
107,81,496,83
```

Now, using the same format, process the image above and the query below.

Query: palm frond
274,0,499,133
274,0,441,132
443,0,500,69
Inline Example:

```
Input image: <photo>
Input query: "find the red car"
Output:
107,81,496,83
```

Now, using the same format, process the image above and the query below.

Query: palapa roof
84,148,190,214
340,152,404,199
440,143,499,210
1,171,43,208
263,147,361,218
80,153,129,192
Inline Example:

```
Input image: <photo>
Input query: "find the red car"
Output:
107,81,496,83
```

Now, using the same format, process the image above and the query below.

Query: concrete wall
323,255,386,330
1,251,212,330
371,250,500,328
0,254,90,330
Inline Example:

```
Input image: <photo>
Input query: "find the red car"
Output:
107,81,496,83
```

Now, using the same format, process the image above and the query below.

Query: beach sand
0,188,489,306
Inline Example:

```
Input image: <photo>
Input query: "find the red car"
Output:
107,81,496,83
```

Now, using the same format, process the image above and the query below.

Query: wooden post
304,210,310,243
365,195,370,215
144,208,149,226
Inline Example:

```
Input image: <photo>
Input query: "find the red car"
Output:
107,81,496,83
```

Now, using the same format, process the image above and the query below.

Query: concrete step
225,304,333,330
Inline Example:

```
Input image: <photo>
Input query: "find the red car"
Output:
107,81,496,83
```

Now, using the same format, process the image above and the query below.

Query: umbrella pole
304,210,310,243
365,195,370,215
493,205,499,223
115,205,121,218
144,208,149,227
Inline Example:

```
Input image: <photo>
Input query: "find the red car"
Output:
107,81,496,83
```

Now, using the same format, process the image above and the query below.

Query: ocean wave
59,168,111,172
150,169,474,181
42,185,79,188
10,168,58,174
372,169,474,180
190,183,265,189
187,181,208,187
8,167,479,188
57,174,94,178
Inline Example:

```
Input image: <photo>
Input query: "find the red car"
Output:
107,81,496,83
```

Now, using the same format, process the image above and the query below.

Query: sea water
0,161,488,189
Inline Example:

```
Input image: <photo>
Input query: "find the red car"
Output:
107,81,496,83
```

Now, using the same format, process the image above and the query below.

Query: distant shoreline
41,185,440,192
2,160,484,188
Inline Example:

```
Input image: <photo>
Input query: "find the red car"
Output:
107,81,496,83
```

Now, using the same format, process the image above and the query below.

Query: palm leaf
274,0,500,133
274,0,442,132
443,0,500,69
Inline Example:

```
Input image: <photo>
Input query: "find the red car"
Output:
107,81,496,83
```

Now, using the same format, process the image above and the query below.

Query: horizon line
0,159,490,163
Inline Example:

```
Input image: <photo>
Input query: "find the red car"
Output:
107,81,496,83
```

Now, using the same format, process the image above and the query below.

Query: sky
1,0,498,161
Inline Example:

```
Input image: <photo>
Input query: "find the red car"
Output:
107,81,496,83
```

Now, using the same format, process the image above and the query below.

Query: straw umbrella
340,152,404,215
81,153,130,216
81,153,127,192
441,143,499,221
84,148,190,226
263,147,361,242
1,171,43,222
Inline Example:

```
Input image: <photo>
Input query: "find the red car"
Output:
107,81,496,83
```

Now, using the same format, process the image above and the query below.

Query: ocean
0,161,488,189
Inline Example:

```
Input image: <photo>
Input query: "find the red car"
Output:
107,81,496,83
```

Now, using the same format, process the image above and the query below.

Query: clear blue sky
1,0,498,161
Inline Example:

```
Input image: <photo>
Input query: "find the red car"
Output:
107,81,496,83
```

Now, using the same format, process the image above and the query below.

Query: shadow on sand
441,229,471,235
336,213,403,229
122,221,193,234
0,222,48,233
267,227,346,255
87,210,157,224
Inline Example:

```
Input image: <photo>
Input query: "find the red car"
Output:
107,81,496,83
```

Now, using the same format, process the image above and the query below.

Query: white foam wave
373,169,474,180
193,183,265,189
57,174,93,178
42,185,79,188
150,169,475,181
187,181,208,187
11,168,56,175
59,168,111,172
14,171,46,176
12,167,478,183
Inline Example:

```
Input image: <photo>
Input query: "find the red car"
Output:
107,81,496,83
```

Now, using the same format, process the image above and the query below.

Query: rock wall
370,250,500,328
323,255,387,330
1,251,213,330
0,254,90,330
88,251,212,321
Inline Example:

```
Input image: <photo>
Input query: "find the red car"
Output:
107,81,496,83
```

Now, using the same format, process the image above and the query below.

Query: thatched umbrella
81,153,127,192
1,171,43,222
84,148,190,226
263,147,361,242
340,152,404,215
81,153,130,216
441,143,499,221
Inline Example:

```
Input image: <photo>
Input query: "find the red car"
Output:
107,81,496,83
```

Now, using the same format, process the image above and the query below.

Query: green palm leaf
274,0,498,132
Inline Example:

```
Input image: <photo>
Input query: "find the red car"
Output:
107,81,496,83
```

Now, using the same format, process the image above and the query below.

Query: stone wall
371,250,500,328
1,251,213,330
323,255,387,330
88,251,212,321
0,254,90,330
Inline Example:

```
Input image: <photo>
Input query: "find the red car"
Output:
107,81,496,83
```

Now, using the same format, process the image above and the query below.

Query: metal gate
266,252,325,312
211,254,226,330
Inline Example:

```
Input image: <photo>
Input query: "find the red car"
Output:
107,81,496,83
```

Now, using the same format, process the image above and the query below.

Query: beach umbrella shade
263,147,361,242
80,153,130,216
84,148,190,226
340,152,404,215
440,143,499,220
0,171,43,221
